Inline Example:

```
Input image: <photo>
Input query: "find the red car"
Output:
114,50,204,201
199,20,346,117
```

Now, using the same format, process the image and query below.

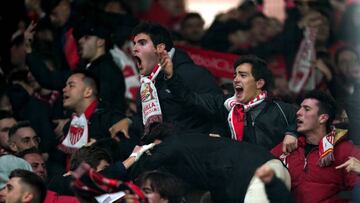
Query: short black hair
136,170,185,203
131,22,174,51
8,120,32,139
180,12,204,28
303,90,337,130
18,147,42,158
334,46,359,66
70,146,112,171
9,169,46,203
71,71,99,97
0,110,13,120
233,55,274,91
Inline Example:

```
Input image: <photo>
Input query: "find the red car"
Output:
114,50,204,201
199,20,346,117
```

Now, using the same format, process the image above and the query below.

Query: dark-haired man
19,148,48,181
162,54,298,152
4,169,46,203
131,22,222,136
8,121,40,154
0,111,16,154
271,90,360,203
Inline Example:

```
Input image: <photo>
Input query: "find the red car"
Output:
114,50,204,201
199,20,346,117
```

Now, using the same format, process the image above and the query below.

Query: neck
90,49,106,62
305,126,327,145
75,98,95,115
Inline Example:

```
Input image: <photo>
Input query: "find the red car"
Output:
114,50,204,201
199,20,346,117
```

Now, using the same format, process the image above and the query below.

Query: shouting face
233,63,264,103
132,33,159,76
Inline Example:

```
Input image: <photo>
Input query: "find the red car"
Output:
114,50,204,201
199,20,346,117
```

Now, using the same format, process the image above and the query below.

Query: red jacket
44,191,79,203
272,131,360,203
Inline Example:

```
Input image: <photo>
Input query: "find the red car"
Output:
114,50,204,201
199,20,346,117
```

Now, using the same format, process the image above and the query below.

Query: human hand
109,118,131,140
282,134,298,154
336,156,360,174
53,119,69,139
24,21,37,53
255,164,275,184
159,50,173,80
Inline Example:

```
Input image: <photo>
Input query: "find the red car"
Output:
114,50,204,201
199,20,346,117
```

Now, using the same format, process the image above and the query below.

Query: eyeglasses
20,136,41,145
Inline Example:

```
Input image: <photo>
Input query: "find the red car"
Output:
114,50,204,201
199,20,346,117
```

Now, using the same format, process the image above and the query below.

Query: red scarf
224,91,267,141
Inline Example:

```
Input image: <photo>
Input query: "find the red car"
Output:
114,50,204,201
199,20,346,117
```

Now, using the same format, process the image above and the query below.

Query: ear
155,43,166,53
256,79,265,90
319,114,329,124
83,87,93,98
9,141,18,152
22,192,34,202
97,38,105,48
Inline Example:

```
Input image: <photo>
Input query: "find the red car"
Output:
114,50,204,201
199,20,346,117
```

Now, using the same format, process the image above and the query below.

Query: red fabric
64,28,79,70
176,45,239,79
232,105,245,141
271,137,360,203
84,100,97,120
44,191,79,203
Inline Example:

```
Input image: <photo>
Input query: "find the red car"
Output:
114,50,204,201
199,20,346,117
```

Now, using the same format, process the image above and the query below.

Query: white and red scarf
140,64,163,135
58,100,97,154
318,127,336,167
224,91,267,141
288,27,317,94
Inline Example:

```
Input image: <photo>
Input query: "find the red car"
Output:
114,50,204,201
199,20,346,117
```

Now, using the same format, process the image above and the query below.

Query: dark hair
70,146,112,171
136,170,185,203
71,71,99,97
9,169,46,203
131,22,174,51
0,110,13,120
8,120,32,139
303,90,337,130
334,46,360,66
233,55,274,91
180,12,204,28
18,147,42,158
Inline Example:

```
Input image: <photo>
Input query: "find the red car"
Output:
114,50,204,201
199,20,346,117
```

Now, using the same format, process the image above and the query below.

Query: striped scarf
224,91,267,141
318,127,336,167
140,64,163,135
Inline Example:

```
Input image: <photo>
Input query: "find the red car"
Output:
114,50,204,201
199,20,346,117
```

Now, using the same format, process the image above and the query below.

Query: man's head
132,22,173,76
74,21,111,61
62,72,98,113
8,121,39,153
19,148,47,181
136,170,184,203
4,169,46,203
296,90,337,135
233,55,273,103
0,111,16,152
335,46,360,83
46,0,71,28
180,12,205,44
70,146,112,172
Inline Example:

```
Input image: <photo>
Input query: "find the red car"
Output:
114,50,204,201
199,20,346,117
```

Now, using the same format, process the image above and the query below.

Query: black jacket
27,53,126,112
129,134,291,203
166,73,298,150
62,102,135,161
133,49,222,136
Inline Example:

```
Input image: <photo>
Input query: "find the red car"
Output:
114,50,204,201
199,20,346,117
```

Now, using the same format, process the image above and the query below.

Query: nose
132,43,138,54
296,108,302,117
63,86,68,94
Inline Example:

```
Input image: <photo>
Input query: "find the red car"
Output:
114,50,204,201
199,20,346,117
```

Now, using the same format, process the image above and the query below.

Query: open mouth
235,86,244,96
296,119,303,125
134,56,142,69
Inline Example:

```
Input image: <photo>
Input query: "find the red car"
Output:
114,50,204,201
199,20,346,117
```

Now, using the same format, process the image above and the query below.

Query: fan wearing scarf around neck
131,22,222,139
58,72,130,156
162,54,299,153
270,90,360,203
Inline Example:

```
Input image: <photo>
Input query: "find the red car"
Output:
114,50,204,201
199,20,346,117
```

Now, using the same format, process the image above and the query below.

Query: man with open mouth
131,22,222,137
162,54,298,153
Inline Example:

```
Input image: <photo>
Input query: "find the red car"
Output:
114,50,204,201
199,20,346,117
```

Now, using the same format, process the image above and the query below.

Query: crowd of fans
0,0,360,202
